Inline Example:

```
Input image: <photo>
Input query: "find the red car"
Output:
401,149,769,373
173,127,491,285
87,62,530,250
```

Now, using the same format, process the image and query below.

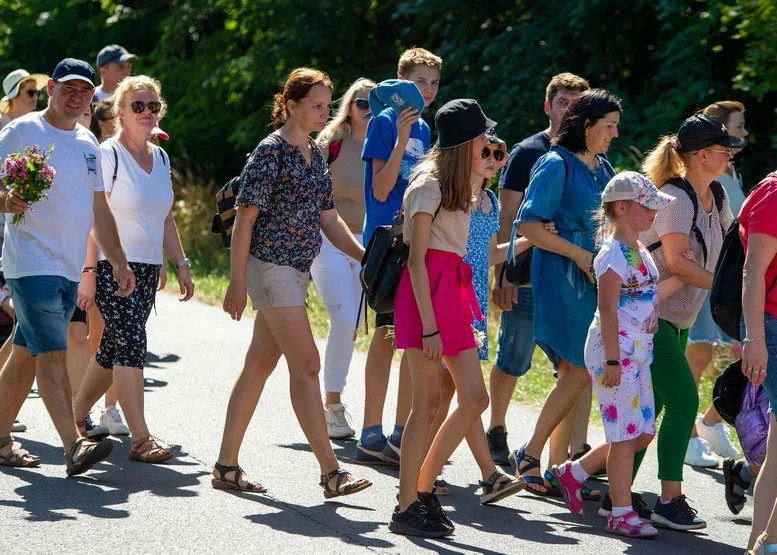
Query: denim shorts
689,290,737,345
494,287,536,377
741,312,777,411
7,275,78,357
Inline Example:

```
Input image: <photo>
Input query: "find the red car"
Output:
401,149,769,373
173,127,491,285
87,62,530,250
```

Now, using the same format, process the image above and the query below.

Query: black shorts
375,311,394,329
70,306,87,324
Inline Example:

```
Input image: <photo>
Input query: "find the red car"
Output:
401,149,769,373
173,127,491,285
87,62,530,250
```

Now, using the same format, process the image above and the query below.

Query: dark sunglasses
129,100,162,114
25,89,39,98
481,146,506,162
353,98,369,111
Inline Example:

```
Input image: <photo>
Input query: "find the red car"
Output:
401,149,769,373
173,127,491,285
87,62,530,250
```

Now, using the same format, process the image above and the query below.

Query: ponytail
271,92,287,128
641,134,686,187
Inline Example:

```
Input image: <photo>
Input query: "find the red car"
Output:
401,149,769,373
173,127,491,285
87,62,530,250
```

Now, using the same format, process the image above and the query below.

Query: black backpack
712,359,748,426
710,177,777,340
359,203,441,316
647,177,726,266
211,135,283,249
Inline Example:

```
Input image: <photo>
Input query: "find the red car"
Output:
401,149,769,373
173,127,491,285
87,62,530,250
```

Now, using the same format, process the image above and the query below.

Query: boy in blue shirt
356,47,442,465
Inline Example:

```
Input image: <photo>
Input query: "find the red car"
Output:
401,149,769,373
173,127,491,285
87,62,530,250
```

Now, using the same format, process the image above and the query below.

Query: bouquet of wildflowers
1,144,56,225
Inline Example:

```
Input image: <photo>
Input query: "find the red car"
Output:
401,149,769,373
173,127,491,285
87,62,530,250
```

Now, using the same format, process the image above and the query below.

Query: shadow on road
0,437,208,522
244,494,395,550
145,352,181,369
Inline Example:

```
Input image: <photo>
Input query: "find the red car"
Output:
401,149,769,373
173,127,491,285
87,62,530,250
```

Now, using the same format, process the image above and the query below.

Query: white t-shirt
592,237,660,335
0,112,104,282
100,137,173,264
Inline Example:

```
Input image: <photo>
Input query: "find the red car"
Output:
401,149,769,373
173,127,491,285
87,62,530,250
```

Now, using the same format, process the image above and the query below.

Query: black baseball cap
51,58,96,88
675,114,746,153
435,99,496,149
96,44,138,69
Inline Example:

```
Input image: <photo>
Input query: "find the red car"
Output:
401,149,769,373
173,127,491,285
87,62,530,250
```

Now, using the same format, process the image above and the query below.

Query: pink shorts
394,249,483,357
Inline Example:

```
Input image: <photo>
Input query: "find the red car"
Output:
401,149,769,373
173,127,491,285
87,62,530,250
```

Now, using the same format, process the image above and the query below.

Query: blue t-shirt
361,108,431,244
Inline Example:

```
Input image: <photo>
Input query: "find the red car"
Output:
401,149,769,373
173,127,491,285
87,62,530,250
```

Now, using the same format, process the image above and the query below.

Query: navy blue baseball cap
51,58,96,88
368,79,425,117
96,44,138,69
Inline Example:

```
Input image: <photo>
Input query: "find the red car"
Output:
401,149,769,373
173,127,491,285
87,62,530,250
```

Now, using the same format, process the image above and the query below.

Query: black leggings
95,261,160,370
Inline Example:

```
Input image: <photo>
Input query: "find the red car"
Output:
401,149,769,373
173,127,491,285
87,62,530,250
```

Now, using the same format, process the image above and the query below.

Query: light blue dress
464,189,500,361
516,145,615,368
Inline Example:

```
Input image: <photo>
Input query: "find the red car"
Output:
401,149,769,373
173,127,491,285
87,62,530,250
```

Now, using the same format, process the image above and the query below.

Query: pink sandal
552,462,584,519
606,510,659,538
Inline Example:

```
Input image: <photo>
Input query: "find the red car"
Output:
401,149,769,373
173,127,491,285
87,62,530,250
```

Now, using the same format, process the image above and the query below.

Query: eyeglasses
129,100,162,114
481,146,506,162
707,147,733,157
353,98,369,111
25,89,39,98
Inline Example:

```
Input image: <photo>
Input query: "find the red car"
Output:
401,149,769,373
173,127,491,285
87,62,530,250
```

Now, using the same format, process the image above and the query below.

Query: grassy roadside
169,261,727,417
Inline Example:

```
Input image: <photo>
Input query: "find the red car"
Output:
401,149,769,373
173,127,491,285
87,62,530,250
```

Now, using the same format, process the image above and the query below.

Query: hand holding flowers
1,144,56,225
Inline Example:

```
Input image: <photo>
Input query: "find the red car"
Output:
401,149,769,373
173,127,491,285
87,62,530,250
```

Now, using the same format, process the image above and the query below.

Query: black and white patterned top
236,133,336,272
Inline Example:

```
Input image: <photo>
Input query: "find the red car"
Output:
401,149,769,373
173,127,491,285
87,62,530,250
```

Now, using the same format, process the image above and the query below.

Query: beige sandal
129,436,172,463
0,435,41,468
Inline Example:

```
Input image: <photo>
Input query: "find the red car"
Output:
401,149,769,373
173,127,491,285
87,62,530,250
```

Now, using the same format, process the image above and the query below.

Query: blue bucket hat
368,79,425,117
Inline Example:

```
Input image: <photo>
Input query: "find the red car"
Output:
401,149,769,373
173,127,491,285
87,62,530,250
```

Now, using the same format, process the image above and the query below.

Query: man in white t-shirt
93,44,137,102
0,58,135,476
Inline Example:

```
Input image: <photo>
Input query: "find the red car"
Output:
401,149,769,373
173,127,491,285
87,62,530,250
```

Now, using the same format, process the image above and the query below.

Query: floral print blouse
236,133,336,273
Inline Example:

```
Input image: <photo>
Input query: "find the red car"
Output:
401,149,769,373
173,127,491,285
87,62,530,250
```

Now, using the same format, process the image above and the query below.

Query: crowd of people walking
1,43,776,554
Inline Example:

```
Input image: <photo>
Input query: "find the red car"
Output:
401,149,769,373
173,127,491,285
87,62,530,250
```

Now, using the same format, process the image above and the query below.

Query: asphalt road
0,293,749,554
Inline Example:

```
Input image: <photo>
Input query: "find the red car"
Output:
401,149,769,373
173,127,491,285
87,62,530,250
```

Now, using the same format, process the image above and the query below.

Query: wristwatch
604,359,621,366
175,258,190,269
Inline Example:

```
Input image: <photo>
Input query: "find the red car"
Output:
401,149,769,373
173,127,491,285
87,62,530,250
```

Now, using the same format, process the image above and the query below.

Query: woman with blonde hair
0,69,48,129
310,77,375,439
74,75,195,463
685,101,750,466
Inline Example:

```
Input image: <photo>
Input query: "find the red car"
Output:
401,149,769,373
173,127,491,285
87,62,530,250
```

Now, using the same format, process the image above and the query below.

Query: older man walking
0,58,135,476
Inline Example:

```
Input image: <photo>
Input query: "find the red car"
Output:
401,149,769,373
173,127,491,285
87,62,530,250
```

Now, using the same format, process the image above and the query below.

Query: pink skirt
394,249,483,357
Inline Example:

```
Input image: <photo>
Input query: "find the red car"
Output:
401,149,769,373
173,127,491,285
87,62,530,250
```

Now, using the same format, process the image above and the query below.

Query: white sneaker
100,405,130,436
325,403,355,439
684,437,719,468
11,420,26,433
695,414,741,459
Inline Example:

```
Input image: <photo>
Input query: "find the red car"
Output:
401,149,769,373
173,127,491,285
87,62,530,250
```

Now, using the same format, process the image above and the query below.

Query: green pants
633,319,698,482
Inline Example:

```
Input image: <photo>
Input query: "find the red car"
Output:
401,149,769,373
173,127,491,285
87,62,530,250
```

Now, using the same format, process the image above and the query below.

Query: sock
701,417,716,427
659,497,674,505
613,505,641,525
741,463,756,483
361,425,383,446
570,461,590,483
390,425,404,445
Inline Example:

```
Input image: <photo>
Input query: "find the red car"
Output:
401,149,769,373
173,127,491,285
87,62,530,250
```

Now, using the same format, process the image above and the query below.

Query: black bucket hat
435,99,496,149
674,114,747,153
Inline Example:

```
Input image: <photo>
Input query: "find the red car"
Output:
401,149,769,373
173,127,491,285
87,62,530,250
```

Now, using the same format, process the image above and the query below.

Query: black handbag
501,247,532,287
712,359,748,426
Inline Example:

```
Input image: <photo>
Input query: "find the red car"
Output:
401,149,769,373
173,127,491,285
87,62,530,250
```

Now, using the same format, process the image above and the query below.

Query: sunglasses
353,98,369,111
129,100,162,114
24,89,39,98
707,147,733,156
481,145,506,162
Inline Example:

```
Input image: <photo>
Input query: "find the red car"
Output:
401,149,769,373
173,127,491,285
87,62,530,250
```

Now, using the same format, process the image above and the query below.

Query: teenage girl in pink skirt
388,99,497,538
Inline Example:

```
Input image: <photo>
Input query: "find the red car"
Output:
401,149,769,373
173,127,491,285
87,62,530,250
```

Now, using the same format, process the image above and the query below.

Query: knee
325,302,353,332
459,386,490,415
67,323,88,346
289,350,321,380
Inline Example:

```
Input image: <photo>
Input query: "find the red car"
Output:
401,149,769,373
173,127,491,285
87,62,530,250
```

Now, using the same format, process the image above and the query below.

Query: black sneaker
487,426,510,466
389,500,453,538
651,495,706,531
418,490,453,529
598,492,653,521
83,413,110,441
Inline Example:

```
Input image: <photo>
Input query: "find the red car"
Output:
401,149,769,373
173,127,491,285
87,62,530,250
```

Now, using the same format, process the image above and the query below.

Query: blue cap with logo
368,79,425,118
51,58,96,88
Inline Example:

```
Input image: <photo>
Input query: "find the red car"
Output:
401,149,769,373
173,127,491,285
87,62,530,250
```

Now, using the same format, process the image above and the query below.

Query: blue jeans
741,312,777,411
494,287,535,377
7,275,78,357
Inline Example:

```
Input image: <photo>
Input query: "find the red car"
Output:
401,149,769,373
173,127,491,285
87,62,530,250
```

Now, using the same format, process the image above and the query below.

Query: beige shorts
246,256,309,311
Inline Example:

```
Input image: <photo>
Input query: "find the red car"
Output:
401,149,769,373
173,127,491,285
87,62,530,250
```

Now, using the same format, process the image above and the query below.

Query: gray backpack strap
112,146,118,185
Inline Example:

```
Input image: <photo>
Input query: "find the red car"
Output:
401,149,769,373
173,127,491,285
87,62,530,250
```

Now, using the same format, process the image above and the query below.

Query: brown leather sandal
320,468,372,499
0,435,41,468
211,462,267,493
129,436,172,463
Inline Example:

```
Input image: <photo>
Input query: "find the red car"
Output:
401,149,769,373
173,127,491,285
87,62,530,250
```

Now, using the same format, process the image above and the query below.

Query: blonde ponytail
641,134,687,187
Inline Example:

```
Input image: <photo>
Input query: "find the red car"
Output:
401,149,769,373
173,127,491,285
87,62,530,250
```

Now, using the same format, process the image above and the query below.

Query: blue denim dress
515,145,615,368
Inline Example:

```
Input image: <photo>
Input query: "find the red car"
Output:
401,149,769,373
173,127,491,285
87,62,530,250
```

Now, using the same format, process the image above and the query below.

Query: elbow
373,187,389,203
665,257,685,278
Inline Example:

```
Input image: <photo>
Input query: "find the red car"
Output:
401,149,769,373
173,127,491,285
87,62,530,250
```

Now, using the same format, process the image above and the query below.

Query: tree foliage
1,0,775,186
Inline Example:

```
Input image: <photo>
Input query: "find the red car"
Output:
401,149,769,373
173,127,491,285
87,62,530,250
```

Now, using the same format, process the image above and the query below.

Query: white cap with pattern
601,171,675,210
